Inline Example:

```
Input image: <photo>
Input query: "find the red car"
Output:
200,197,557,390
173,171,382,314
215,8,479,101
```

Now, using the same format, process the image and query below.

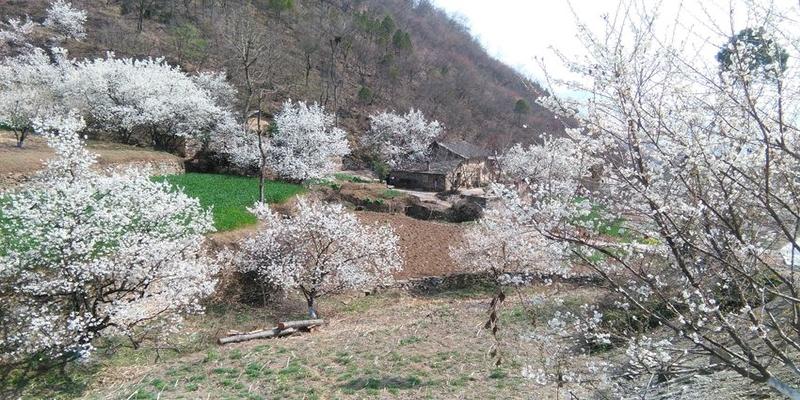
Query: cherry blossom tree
70,55,238,149
265,100,350,181
0,114,218,377
451,198,569,364
0,0,85,57
0,2,238,151
236,199,402,318
362,109,442,168
0,47,70,147
498,134,596,190
490,1,800,397
452,196,570,285
43,0,87,41
0,17,35,56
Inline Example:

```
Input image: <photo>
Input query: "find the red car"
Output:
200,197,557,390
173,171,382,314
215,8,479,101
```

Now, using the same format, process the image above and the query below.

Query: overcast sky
429,0,798,93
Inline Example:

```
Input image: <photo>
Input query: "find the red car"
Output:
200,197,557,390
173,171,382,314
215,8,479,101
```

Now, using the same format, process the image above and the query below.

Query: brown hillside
0,0,569,151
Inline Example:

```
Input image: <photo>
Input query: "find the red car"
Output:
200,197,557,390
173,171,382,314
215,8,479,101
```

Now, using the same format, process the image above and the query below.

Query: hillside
0,0,567,151
0,130,183,187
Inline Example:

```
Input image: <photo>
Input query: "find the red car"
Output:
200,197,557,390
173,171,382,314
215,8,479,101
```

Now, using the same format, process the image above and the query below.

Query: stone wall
388,170,448,192
447,160,488,189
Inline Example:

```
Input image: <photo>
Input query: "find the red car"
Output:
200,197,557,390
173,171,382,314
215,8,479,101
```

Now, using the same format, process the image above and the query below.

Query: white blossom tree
0,2,238,151
488,1,800,397
451,197,569,284
362,109,442,168
69,55,238,148
499,134,596,190
265,100,350,181
0,0,85,57
0,47,70,147
451,198,568,365
236,199,402,318
43,0,87,40
0,114,218,377
0,17,35,56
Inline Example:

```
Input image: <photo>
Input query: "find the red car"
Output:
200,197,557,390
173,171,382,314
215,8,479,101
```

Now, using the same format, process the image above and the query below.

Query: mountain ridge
0,0,569,151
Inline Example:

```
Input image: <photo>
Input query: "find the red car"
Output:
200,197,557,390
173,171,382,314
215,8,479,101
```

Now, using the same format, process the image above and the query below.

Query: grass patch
381,189,403,199
489,369,508,379
154,173,305,231
574,199,627,238
341,375,424,391
333,173,371,183
399,336,422,346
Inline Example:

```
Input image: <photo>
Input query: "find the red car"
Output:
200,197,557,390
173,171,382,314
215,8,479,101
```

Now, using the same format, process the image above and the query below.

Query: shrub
448,200,483,222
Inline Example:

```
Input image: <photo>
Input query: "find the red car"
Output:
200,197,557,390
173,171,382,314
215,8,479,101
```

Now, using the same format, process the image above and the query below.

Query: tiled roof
435,139,489,159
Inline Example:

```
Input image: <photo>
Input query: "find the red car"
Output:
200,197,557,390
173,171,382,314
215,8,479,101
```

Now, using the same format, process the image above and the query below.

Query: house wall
447,160,488,189
388,170,447,192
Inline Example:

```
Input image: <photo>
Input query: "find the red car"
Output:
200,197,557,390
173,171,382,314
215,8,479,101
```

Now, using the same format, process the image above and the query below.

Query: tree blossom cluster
0,0,85,56
0,115,219,368
267,101,350,181
0,1,238,149
43,0,87,40
70,55,237,147
216,106,443,184
0,17,35,55
362,109,442,168
450,195,569,284
236,199,402,318
0,47,68,147
457,2,800,397
215,100,349,182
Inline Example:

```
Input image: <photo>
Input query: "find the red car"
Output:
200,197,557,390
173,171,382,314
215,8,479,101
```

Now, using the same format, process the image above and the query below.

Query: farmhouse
387,139,491,192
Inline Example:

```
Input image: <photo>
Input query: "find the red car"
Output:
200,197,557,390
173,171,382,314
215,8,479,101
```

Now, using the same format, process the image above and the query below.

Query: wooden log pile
218,319,324,345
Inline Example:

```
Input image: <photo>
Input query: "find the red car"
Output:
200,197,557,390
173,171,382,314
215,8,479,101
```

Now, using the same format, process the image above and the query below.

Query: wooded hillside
0,0,566,150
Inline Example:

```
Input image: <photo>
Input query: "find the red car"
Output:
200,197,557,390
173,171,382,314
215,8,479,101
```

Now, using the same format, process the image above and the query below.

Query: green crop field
155,173,305,232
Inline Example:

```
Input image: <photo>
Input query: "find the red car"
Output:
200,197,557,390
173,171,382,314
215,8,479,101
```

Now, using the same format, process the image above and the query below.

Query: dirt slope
356,211,466,279
0,131,183,187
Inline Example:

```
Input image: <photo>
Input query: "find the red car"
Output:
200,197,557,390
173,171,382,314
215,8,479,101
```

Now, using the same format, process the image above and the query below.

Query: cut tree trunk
218,327,297,345
218,319,325,345
277,319,324,330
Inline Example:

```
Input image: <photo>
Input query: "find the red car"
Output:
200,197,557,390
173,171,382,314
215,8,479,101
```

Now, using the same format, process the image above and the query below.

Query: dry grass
23,285,601,400
0,130,181,179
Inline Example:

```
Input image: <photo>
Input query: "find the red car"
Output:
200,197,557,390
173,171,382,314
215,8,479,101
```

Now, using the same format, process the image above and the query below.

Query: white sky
429,0,798,92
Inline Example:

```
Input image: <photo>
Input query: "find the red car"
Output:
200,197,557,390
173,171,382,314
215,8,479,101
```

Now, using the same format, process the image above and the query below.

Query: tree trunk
307,296,318,319
256,93,267,204
276,319,324,330
218,327,297,345
259,167,266,204
13,127,29,148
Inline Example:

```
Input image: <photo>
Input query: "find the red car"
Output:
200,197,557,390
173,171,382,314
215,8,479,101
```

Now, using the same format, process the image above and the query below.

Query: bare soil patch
356,211,466,279
0,131,182,187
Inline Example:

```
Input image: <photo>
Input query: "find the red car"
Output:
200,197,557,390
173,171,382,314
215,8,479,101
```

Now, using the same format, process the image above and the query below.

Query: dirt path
355,211,466,279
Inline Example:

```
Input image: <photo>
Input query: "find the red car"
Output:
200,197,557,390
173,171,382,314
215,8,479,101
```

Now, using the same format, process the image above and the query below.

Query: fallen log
277,319,324,330
217,319,325,345
218,327,297,345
